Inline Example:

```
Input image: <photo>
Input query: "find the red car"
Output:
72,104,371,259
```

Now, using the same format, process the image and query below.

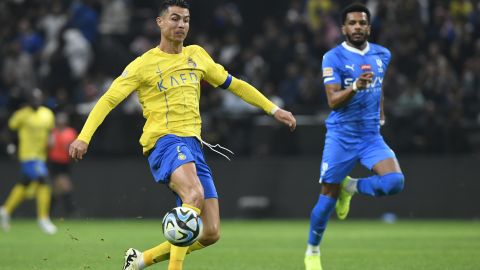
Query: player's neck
158,40,183,54
346,41,367,51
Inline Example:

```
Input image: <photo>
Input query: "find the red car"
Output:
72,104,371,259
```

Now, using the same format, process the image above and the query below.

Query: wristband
380,119,385,126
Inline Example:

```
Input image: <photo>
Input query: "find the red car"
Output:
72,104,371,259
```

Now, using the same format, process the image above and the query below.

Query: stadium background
0,0,479,219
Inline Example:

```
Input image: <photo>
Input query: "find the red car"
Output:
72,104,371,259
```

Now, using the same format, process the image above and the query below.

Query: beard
345,32,369,48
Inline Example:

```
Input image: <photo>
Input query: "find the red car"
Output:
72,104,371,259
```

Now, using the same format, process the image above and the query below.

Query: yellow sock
182,203,201,215
188,241,205,253
3,184,27,214
168,245,189,270
143,204,202,268
143,240,206,266
36,184,52,219
143,241,171,266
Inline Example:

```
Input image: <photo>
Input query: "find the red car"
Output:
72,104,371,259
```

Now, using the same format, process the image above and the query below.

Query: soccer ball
162,206,203,246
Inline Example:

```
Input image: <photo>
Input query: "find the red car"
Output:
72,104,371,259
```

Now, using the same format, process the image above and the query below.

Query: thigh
372,158,402,176
359,134,397,171
148,135,195,183
172,166,217,207
170,162,204,203
189,139,217,199
320,134,358,184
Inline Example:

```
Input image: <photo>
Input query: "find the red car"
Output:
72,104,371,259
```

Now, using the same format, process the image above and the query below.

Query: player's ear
341,25,346,36
156,16,163,28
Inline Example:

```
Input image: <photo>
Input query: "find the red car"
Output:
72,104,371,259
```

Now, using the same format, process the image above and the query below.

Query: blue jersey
322,42,391,134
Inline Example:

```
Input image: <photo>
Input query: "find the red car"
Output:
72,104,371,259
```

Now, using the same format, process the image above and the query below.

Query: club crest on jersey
187,57,197,68
361,64,371,71
376,59,384,73
177,146,186,160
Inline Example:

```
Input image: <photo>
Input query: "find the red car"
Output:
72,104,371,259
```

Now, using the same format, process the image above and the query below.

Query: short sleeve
196,46,229,88
321,52,341,85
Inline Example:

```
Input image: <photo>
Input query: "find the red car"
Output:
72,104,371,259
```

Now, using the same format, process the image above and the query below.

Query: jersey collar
342,41,370,55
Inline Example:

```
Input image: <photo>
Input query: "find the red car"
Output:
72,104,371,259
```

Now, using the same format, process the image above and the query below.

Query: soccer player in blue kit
304,4,405,270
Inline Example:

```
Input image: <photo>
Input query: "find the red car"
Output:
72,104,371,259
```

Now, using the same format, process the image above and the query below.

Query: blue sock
357,172,405,197
307,194,337,245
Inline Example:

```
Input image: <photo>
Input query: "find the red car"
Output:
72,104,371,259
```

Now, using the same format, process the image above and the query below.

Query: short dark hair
159,0,189,16
341,3,371,24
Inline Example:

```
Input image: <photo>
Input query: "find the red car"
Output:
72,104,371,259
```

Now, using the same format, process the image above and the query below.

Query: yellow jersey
78,45,277,154
8,106,55,161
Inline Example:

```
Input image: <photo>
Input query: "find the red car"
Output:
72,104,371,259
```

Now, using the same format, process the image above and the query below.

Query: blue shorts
319,130,396,184
21,160,49,180
147,135,218,203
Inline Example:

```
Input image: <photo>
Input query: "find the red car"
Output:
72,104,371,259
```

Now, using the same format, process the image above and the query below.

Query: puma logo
345,64,355,71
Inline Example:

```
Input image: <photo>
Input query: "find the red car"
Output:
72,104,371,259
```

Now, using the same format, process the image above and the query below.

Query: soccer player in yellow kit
0,89,57,234
68,1,296,269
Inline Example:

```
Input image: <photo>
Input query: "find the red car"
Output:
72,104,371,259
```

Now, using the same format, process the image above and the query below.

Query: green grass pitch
1,219,479,269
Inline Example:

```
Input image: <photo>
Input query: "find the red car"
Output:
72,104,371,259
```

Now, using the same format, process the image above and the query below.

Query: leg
126,136,216,270
308,183,340,245
306,134,357,270
36,176,57,234
127,162,204,270
305,184,339,270
1,182,28,231
169,162,204,210
1,162,35,217
142,198,220,266
2,182,28,215
356,158,405,197
349,136,405,197
197,198,220,246
167,162,204,270
55,173,75,215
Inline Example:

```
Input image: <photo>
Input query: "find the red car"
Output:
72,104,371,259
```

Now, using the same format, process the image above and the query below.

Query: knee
188,186,204,206
320,183,341,198
179,182,205,209
200,224,220,246
380,173,404,196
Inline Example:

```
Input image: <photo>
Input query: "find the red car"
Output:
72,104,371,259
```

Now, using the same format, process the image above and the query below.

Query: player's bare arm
273,109,297,131
325,71,373,109
69,139,88,161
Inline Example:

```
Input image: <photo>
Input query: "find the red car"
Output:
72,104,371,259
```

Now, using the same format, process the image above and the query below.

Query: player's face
157,6,190,43
342,12,370,48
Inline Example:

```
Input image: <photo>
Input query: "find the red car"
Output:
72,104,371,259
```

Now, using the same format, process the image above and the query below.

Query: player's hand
355,72,374,89
6,143,16,157
69,139,89,161
273,109,296,131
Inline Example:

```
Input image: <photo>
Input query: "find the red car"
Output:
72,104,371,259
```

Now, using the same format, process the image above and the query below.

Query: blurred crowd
1,0,479,156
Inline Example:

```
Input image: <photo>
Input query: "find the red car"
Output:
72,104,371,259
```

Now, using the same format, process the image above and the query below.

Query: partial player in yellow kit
69,1,297,270
0,89,57,235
